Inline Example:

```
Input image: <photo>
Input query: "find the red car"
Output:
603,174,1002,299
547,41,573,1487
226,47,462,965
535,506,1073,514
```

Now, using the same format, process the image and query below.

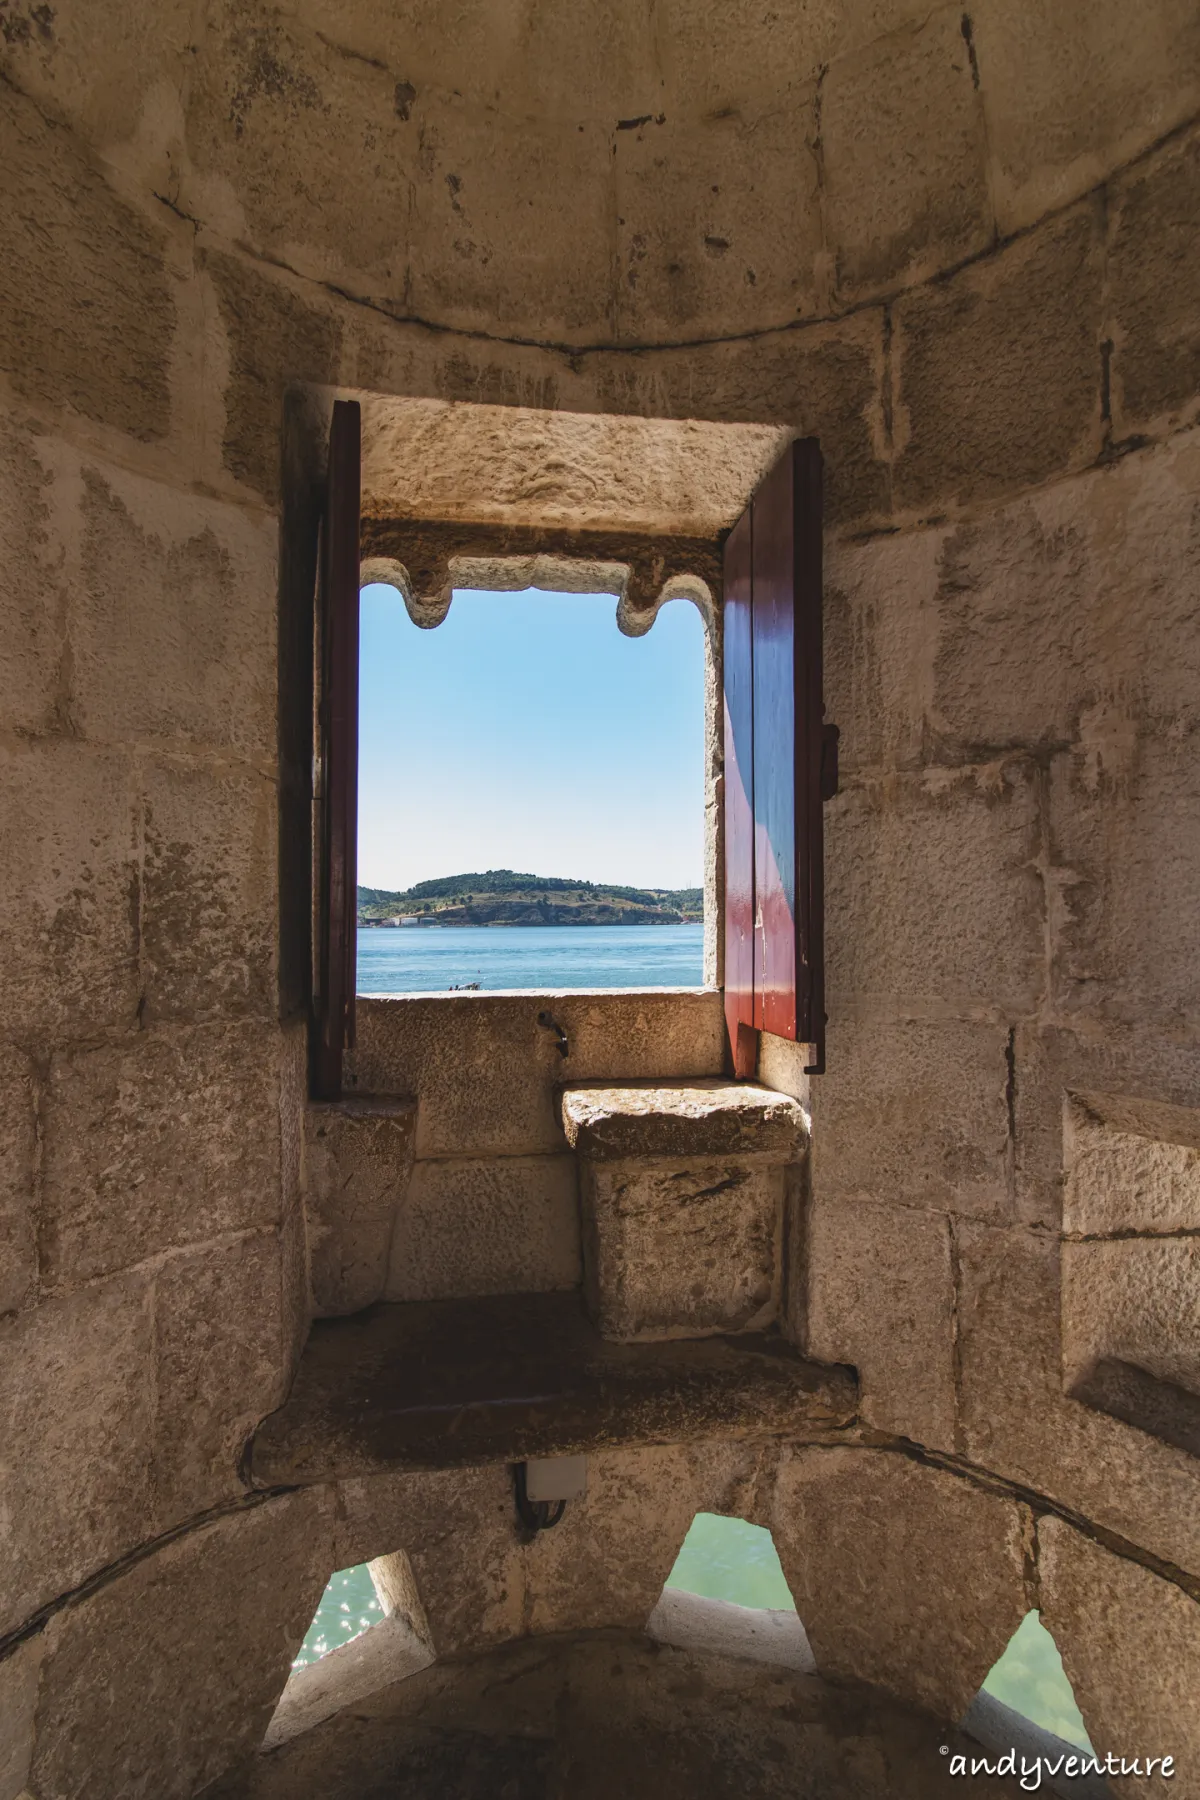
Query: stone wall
2,0,1199,1792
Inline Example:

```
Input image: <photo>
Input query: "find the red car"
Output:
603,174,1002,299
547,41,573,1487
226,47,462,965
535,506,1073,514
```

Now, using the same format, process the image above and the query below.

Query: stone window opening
299,390,818,1100
301,393,833,1100
351,567,715,996
960,1611,1103,1791
264,1552,433,1751
646,1510,814,1671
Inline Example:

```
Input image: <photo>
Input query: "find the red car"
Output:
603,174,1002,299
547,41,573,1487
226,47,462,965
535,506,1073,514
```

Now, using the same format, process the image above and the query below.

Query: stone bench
560,1080,808,1344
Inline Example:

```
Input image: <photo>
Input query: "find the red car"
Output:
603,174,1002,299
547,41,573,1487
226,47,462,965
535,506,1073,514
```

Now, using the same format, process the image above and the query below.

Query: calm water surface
357,921,705,994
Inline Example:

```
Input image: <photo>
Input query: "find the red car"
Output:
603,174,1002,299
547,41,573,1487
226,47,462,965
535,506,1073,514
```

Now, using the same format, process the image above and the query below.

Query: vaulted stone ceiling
3,0,1197,350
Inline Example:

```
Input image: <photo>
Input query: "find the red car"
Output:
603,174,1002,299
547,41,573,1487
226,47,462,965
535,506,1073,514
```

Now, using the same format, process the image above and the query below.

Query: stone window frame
355,518,727,992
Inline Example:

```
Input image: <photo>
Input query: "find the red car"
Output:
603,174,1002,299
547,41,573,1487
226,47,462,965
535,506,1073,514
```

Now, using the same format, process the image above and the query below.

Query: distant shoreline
360,917,703,930
357,870,702,931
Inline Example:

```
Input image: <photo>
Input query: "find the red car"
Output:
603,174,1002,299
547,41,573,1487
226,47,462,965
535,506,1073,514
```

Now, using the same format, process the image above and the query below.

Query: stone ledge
1068,1359,1200,1462
560,1079,808,1160
247,1291,856,1485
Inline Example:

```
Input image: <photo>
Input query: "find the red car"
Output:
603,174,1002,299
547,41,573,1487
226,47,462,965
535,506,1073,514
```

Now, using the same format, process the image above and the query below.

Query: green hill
358,870,703,928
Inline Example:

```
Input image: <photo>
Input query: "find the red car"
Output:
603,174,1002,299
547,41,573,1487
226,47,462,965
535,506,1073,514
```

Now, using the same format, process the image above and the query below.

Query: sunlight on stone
292,1565,382,1669
980,1611,1094,1751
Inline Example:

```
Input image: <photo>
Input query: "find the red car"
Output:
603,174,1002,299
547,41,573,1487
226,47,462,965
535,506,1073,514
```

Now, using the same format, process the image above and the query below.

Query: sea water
357,921,705,994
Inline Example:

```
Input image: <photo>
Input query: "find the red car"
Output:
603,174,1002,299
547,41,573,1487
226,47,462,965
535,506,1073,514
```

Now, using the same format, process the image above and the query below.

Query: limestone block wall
330,991,726,1304
1,0,1199,1792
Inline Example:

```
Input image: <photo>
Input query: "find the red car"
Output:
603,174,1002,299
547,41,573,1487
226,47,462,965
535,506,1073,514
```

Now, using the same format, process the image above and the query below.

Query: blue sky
357,585,707,893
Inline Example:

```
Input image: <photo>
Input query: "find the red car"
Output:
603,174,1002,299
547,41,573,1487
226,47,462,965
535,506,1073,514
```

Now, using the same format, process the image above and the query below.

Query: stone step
247,1291,856,1486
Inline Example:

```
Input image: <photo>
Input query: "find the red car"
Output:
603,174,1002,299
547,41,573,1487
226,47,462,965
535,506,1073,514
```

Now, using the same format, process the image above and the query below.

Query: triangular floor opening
268,1556,434,1751
975,1611,1094,1753
292,1562,384,1669
960,1610,1113,1796
648,1512,814,1670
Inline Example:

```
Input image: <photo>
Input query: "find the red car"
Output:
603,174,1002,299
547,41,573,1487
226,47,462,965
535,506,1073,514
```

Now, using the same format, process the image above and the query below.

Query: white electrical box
524,1455,588,1503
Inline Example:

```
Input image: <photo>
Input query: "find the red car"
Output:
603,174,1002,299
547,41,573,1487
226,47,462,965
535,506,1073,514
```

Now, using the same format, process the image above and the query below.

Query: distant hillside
358,870,703,927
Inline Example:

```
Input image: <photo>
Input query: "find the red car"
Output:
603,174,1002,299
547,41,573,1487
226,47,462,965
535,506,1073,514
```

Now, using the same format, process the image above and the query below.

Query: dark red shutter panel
314,399,361,1099
722,437,830,1076
722,507,756,1079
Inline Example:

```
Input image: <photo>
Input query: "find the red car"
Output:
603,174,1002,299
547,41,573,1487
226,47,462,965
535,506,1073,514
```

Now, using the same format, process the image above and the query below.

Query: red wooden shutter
722,437,832,1077
314,399,361,1099
722,506,757,1079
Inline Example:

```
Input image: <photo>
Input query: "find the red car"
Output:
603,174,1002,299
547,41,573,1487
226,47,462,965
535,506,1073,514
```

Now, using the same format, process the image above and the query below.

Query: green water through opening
665,1512,796,1610
292,1565,382,1669
290,1528,1094,1760
980,1611,1094,1751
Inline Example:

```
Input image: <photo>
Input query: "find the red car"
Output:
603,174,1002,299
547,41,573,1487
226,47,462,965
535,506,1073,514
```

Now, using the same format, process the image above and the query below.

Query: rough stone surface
1064,1090,1200,1236
39,1022,283,1286
581,1155,783,1341
1011,1023,1200,1236
337,1466,524,1659
0,1272,156,1638
360,395,787,537
613,103,823,342
926,432,1200,759
249,1291,856,1486
0,1044,37,1316
348,992,724,1160
1109,128,1200,437
772,1447,1029,1722
0,86,174,441
205,250,343,504
152,1231,290,1519
72,462,277,754
587,307,891,531
0,738,139,1039
305,1099,418,1315
0,411,65,738
0,1632,42,1800
263,1610,434,1751
806,1194,956,1449
1037,1517,1200,1795
1062,1236,1200,1396
331,1450,781,1664
408,112,615,343
956,1220,1200,1575
970,0,1200,233
647,1587,814,1671
185,4,416,297
29,1493,332,1800
209,1628,1025,1800
824,760,1044,1016
521,1442,771,1637
562,1079,806,1159
822,7,991,301
0,0,195,156
141,756,277,1023
386,1154,581,1301
823,429,1200,778
893,203,1104,511
1049,730,1200,1034
809,1020,1012,1222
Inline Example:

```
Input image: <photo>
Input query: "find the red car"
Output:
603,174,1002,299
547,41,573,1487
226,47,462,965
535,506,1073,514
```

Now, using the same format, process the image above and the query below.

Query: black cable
513,1462,568,1533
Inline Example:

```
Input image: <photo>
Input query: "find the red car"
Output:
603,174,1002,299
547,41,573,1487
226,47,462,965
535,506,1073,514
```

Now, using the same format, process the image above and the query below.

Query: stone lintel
360,516,722,618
